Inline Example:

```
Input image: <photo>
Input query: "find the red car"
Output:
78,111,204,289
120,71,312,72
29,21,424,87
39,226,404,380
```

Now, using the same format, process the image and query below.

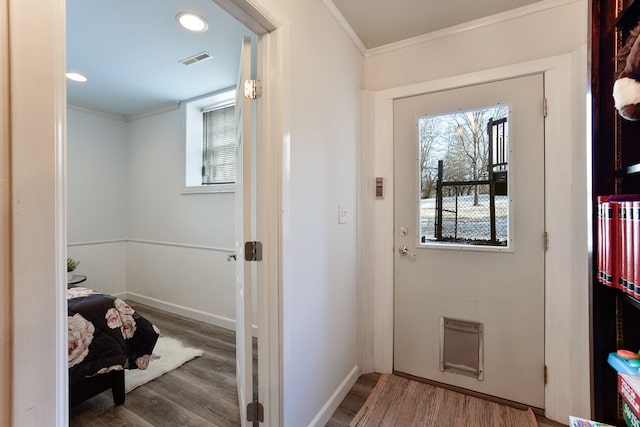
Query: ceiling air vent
179,51,213,66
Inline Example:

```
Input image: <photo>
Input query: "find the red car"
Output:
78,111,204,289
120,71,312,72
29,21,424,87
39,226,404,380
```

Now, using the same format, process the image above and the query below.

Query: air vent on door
179,51,213,66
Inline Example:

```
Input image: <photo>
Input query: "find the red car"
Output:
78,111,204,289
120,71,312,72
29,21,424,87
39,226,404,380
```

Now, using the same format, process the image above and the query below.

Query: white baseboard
308,365,360,427
127,292,237,331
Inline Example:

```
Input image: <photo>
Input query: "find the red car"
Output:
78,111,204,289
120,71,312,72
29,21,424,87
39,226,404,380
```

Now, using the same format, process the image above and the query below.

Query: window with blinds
202,104,236,185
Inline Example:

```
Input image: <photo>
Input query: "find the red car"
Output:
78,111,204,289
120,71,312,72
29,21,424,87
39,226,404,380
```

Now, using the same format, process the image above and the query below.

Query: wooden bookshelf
592,0,640,424
616,163,640,177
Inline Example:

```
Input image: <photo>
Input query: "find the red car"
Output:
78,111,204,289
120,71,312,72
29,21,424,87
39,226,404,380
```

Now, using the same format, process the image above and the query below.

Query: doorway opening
64,0,274,425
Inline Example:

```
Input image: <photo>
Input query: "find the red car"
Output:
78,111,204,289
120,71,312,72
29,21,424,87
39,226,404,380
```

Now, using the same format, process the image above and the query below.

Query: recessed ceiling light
176,12,208,32
66,72,88,83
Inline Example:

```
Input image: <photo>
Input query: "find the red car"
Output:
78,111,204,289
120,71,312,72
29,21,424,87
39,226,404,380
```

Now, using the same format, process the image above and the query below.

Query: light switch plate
376,177,384,198
338,204,348,224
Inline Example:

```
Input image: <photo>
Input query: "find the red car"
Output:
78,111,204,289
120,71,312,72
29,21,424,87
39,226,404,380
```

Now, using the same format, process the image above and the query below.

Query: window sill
417,241,513,253
181,184,235,195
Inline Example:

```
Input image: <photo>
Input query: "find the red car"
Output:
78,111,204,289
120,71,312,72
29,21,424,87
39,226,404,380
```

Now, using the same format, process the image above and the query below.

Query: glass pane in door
418,105,509,247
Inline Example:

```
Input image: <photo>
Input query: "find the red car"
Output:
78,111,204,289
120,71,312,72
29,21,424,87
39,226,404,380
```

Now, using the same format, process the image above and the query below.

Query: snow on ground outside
420,194,508,242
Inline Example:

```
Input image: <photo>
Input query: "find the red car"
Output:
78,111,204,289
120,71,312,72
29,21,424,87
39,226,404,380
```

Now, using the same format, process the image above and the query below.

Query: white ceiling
332,0,546,49
67,0,546,117
66,0,255,118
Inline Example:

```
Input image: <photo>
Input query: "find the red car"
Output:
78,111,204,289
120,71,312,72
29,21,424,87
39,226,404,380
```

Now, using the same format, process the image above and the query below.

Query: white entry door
235,35,254,427
393,74,545,408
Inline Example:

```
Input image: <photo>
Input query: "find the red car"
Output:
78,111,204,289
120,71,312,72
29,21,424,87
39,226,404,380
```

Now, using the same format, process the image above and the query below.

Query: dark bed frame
69,370,125,407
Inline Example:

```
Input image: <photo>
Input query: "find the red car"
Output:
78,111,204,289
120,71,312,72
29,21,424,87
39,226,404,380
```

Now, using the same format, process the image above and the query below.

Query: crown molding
67,100,182,122
125,101,181,122
67,103,127,122
322,0,367,56
365,0,581,58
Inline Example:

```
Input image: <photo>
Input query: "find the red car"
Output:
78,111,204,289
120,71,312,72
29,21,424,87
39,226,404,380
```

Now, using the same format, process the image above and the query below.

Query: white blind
202,104,236,185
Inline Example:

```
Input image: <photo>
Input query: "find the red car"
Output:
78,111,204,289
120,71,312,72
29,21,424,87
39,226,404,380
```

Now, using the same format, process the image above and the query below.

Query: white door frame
0,0,10,423
8,0,285,426
362,51,590,423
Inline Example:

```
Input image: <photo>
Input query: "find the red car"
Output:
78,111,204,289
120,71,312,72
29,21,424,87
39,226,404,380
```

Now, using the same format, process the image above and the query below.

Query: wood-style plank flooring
326,373,381,427
327,373,568,427
69,302,242,427
70,303,567,427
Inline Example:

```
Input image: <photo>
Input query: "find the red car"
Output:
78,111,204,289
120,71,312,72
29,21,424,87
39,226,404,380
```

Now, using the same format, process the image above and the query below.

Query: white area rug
125,336,204,393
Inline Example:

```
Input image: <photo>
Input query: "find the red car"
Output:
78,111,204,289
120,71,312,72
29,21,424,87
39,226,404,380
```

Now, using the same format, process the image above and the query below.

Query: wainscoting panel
67,240,127,296
127,240,236,331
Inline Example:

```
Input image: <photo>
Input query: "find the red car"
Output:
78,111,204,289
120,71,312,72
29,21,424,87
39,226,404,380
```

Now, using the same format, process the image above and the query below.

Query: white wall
570,45,590,420
364,0,587,90
66,106,237,327
67,107,128,295
125,109,237,328
126,109,235,248
362,0,589,423
67,108,128,243
255,0,364,425
127,241,236,329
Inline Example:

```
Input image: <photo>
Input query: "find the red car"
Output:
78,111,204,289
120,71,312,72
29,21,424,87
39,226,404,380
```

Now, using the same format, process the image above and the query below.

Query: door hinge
543,232,548,251
543,98,548,118
247,401,264,423
544,365,548,385
245,241,263,261
244,79,262,100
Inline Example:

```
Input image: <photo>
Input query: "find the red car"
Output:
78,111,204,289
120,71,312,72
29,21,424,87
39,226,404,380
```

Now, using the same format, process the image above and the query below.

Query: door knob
398,245,416,257
227,252,237,262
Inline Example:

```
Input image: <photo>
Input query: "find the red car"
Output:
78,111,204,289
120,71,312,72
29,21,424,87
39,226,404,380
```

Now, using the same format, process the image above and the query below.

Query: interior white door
393,74,545,408
235,35,254,427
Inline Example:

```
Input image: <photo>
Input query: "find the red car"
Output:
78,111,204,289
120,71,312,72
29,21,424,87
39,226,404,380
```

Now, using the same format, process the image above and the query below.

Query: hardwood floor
326,373,381,427
70,303,567,427
326,373,568,427
69,301,242,427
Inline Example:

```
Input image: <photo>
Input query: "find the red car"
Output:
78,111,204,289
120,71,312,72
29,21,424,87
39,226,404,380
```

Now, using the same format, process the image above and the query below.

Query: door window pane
418,106,509,247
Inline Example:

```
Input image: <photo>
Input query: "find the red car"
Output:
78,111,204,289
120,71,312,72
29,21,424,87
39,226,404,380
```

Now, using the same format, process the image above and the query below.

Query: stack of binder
597,195,640,298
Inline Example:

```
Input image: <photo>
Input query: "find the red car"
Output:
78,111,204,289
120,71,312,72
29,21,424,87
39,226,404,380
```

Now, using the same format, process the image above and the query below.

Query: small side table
68,274,87,287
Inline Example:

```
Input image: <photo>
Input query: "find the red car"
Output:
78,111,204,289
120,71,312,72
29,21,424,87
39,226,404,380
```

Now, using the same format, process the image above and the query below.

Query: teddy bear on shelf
614,23,640,121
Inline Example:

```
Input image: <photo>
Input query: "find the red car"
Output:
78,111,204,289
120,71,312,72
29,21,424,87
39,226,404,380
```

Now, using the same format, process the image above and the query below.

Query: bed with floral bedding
67,286,160,406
